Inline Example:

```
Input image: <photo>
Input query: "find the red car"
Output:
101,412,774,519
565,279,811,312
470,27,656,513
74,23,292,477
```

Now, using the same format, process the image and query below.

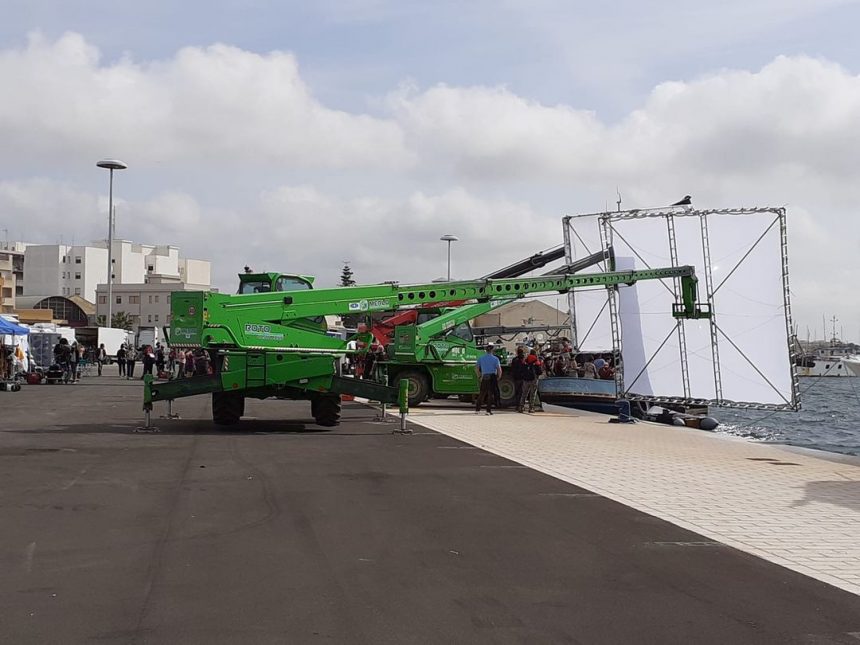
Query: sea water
715,377,860,456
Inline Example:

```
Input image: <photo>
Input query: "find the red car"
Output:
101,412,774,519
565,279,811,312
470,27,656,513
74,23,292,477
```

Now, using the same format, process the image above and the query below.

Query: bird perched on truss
671,195,692,206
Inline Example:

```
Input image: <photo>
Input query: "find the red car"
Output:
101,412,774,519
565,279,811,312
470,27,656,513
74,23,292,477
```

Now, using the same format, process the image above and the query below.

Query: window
62,257,66,264
75,257,81,264
148,295,153,304
147,314,152,323
147,265,154,272
111,258,115,264
154,295,159,303
111,274,115,279
75,272,81,280
115,296,122,304
74,288,81,296
98,296,107,305
448,322,474,342
154,314,159,322
129,295,140,304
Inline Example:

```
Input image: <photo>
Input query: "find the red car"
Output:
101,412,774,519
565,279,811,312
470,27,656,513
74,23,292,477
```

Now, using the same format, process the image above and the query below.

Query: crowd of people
50,339,213,383
542,340,616,381
474,338,617,415
475,342,544,415
49,337,94,383
113,343,211,379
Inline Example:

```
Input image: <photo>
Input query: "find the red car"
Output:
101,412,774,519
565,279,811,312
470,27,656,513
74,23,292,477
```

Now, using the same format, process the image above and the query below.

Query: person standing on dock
125,346,137,380
475,343,502,415
96,343,107,376
116,344,127,377
520,349,542,413
511,346,528,412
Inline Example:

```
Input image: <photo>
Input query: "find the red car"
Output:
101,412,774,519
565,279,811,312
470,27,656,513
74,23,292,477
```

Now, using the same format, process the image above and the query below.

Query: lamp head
97,159,128,170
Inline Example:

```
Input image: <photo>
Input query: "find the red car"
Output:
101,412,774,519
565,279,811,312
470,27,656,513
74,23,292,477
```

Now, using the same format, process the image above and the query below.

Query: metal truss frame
561,206,800,411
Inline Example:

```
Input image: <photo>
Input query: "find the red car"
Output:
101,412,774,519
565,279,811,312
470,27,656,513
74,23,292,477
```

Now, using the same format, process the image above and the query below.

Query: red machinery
368,245,568,346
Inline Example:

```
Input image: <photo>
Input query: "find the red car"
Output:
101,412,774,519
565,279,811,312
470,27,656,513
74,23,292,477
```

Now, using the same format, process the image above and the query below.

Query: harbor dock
406,403,860,597
2,378,859,643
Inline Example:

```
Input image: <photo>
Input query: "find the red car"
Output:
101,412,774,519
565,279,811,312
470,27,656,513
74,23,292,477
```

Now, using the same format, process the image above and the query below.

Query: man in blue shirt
475,343,502,415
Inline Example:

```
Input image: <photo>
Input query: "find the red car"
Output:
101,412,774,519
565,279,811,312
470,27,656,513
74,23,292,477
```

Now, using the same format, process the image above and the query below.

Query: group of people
49,339,214,382
114,343,211,380
474,339,617,415
544,341,615,380
475,343,544,415
51,337,100,383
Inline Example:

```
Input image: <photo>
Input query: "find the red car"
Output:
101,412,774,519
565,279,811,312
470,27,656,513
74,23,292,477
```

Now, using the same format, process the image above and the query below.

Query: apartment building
94,275,210,334
24,244,108,302
22,240,211,304
0,243,26,313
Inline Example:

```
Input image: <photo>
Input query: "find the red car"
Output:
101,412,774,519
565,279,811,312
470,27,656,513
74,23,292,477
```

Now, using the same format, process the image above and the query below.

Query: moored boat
844,357,860,377
537,376,716,428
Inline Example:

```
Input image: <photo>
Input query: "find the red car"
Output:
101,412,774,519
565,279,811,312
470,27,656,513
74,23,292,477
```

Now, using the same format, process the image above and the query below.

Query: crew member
510,347,528,412
475,343,502,415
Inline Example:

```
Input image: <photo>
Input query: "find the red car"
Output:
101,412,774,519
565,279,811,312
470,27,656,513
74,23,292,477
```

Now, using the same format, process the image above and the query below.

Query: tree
340,261,356,287
339,261,361,328
96,311,134,331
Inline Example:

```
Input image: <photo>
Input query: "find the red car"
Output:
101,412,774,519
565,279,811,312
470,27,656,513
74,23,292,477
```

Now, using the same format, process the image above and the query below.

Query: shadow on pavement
793,479,860,513
9,418,405,437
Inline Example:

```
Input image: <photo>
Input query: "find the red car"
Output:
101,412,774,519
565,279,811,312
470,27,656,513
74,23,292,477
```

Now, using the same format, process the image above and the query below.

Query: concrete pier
1,378,859,643
403,402,860,597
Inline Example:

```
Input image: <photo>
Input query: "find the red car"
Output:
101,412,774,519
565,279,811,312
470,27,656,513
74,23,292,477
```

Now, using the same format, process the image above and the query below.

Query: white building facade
95,275,210,336
23,244,108,302
22,240,211,304
0,242,26,312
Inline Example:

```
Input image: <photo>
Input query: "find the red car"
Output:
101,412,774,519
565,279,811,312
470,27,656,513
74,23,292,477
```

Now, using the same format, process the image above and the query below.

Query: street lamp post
96,159,127,328
440,234,459,281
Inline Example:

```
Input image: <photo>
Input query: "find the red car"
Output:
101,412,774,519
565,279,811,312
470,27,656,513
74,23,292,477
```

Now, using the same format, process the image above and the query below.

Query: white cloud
2,32,859,337
0,31,411,170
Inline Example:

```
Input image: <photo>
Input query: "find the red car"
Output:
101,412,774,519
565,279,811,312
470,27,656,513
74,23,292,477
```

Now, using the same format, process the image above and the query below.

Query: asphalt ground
1,375,860,644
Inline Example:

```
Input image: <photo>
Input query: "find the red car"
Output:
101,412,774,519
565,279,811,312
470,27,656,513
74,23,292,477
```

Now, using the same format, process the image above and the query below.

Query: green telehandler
144,263,710,427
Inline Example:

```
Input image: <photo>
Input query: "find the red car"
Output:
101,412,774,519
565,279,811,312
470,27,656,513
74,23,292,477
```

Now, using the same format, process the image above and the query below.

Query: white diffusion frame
562,207,799,411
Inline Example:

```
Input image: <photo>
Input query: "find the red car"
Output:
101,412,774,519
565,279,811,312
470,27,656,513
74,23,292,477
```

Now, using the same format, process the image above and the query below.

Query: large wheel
313,394,341,427
498,373,518,408
397,370,430,407
212,391,245,425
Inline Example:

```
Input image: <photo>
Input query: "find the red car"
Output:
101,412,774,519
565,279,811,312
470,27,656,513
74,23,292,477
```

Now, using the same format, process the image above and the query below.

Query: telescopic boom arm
170,265,708,352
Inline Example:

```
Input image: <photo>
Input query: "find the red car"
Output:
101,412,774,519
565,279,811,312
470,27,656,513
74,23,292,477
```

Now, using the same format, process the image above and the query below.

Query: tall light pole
440,234,459,281
97,159,127,328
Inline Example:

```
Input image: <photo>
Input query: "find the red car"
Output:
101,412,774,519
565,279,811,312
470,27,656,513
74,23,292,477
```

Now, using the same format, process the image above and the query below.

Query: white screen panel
564,208,796,409
707,213,793,406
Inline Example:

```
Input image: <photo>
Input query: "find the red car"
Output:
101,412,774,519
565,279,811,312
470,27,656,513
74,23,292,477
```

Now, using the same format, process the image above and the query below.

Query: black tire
313,394,341,427
212,391,245,425
498,373,518,408
396,370,430,407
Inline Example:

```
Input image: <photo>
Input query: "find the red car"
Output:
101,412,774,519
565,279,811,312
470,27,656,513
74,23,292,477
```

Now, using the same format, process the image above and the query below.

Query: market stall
0,317,30,390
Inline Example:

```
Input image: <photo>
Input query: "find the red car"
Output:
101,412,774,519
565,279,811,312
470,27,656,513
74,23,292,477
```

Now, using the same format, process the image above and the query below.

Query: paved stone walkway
402,403,860,597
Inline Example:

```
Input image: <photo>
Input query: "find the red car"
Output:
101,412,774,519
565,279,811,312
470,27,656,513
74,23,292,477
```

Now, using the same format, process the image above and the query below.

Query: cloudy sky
2,0,859,340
